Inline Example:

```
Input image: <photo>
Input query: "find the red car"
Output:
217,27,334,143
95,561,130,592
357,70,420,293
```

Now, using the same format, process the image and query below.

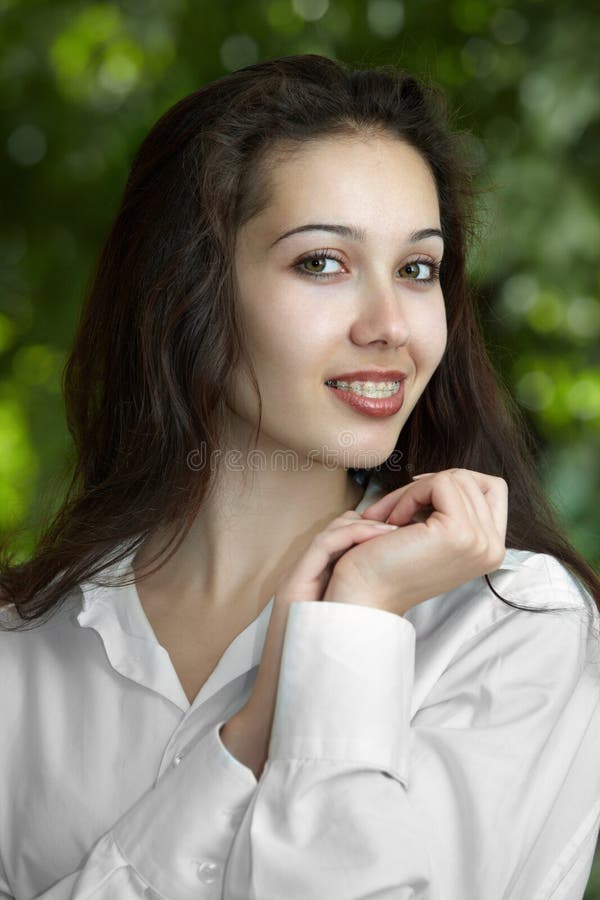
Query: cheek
432,319,448,368
240,309,321,389
244,293,334,373
411,301,447,372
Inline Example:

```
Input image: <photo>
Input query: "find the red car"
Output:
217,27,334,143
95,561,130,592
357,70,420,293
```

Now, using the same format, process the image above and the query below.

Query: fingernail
412,472,433,479
374,523,399,529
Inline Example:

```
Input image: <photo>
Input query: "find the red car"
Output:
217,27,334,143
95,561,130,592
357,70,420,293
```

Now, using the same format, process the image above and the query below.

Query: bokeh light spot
526,290,564,334
461,37,498,79
500,273,539,317
292,0,329,22
566,377,600,421
516,370,556,412
566,296,600,340
490,8,528,45
12,345,64,391
6,124,47,166
220,34,260,72
98,42,142,95
367,0,404,38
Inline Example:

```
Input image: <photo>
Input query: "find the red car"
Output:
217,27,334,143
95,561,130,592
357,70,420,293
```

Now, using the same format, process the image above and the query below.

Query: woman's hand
221,512,400,778
222,468,507,777
322,468,508,616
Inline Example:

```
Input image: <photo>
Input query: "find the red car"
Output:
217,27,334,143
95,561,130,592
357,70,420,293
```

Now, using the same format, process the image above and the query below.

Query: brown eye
294,250,345,279
398,259,440,284
304,257,327,273
400,261,431,280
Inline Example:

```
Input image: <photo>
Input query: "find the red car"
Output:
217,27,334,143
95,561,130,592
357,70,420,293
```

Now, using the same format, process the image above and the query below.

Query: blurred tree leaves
1,0,599,573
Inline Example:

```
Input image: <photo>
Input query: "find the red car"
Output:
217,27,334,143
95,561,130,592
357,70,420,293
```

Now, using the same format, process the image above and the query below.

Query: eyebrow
269,223,444,248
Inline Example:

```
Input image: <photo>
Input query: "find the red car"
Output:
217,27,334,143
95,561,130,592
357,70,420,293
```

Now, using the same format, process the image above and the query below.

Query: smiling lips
323,369,407,418
324,378,406,418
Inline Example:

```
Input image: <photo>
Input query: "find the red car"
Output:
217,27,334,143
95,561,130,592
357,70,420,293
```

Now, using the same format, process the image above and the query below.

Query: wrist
220,709,269,780
323,579,408,616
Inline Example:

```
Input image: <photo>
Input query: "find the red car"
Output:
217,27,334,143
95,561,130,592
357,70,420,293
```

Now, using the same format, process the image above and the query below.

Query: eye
294,250,345,280
399,259,440,283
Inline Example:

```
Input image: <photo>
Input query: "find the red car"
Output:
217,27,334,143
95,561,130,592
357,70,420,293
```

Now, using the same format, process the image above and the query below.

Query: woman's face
228,133,447,472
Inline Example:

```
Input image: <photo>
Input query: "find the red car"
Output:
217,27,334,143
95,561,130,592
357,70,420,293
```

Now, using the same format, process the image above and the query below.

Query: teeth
327,379,402,398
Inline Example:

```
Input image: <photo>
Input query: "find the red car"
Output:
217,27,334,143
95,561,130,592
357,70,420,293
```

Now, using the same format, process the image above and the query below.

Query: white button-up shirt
1,473,600,899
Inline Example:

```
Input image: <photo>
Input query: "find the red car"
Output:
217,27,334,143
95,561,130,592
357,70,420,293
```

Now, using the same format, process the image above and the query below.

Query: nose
349,275,410,349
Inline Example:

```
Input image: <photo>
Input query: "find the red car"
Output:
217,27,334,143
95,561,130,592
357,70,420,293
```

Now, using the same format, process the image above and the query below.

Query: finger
383,472,474,532
425,470,507,560
326,520,401,564
449,474,483,538
362,469,507,538
450,471,507,570
481,477,508,543
333,516,399,530
360,482,414,522
448,470,508,542
454,470,498,527
449,470,500,544
359,470,469,522
295,520,400,579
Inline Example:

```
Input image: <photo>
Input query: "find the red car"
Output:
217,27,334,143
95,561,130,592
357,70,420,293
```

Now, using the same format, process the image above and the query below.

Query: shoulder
405,552,600,726
0,587,83,663
405,549,600,673
490,548,596,611
0,589,85,735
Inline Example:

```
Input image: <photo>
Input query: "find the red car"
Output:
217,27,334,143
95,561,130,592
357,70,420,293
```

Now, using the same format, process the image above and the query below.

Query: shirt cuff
267,600,415,786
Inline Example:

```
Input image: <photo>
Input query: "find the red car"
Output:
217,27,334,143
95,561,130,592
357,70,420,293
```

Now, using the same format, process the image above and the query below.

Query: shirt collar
74,471,387,711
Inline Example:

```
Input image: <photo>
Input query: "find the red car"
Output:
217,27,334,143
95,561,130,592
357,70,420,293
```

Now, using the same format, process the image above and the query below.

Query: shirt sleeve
222,597,600,900
24,717,259,900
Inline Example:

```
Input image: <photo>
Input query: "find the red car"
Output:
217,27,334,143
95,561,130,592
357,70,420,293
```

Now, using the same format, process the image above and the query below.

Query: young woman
1,54,599,900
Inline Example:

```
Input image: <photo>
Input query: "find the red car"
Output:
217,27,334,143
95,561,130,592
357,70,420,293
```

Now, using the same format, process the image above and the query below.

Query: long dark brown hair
2,54,599,632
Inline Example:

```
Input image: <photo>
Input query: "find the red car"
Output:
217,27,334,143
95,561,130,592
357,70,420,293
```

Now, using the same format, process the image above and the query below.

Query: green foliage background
1,0,599,891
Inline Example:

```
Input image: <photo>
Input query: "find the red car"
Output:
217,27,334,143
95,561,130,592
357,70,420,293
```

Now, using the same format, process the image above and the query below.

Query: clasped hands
221,468,508,778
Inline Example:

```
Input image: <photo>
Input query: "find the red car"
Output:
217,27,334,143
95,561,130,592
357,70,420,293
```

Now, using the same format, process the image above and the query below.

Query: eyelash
293,249,441,285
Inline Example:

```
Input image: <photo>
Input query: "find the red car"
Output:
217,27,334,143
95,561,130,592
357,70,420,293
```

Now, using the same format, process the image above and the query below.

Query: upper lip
325,369,407,383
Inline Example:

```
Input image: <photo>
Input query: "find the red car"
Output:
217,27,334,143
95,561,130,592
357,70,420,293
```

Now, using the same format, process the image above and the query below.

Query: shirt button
172,752,184,767
223,806,244,828
196,860,220,884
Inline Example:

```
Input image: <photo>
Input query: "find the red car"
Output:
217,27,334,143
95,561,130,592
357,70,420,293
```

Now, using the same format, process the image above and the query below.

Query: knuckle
448,467,471,479
460,468,482,485
466,530,487,554
449,468,469,484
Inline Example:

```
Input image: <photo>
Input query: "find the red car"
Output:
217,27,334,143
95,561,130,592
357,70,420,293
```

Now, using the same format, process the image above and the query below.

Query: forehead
247,134,440,242
271,132,435,188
